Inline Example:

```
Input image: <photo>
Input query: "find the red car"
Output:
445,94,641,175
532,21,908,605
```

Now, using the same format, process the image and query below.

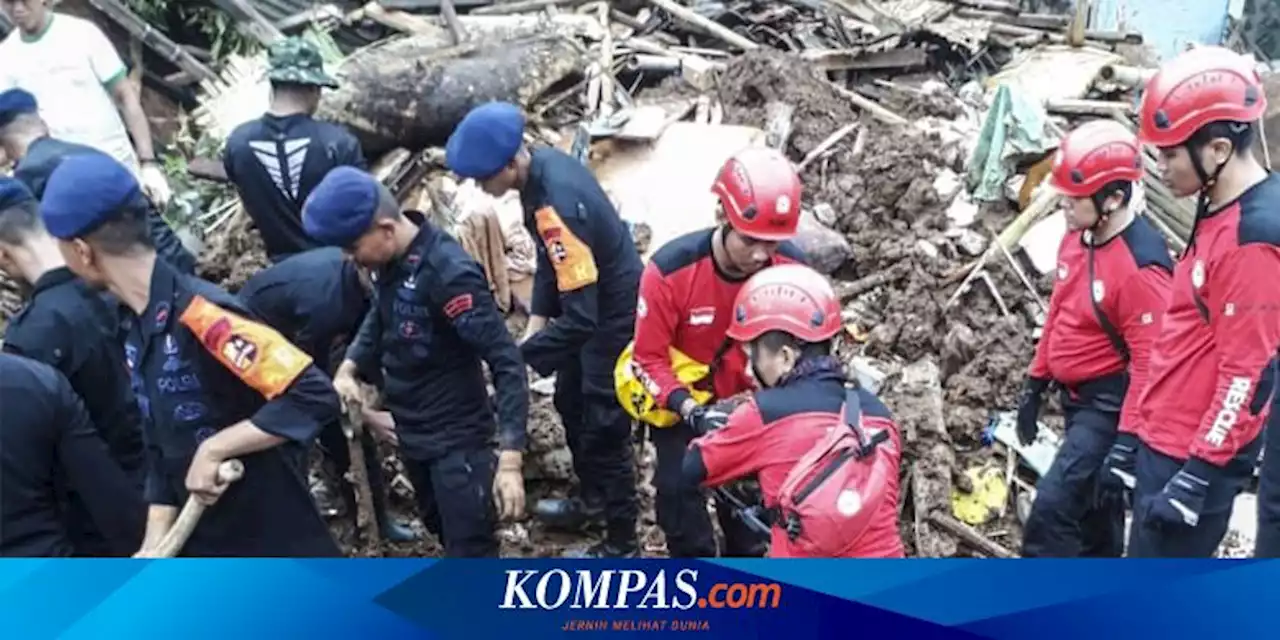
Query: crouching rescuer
617,147,806,558
1017,120,1173,557
681,264,904,557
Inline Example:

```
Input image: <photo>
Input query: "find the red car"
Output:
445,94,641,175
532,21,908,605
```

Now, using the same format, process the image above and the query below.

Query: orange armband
180,296,313,400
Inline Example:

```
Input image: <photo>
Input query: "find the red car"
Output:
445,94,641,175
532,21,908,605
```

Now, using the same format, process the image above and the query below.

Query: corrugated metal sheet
249,0,387,51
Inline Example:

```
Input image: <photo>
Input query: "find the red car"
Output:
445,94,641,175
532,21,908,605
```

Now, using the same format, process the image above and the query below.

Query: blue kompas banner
0,559,1271,638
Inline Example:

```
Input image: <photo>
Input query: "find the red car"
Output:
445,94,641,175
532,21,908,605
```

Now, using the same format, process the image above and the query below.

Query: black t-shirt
223,113,367,262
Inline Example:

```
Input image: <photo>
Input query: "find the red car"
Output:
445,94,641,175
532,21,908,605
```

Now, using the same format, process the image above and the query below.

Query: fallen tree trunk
318,35,589,154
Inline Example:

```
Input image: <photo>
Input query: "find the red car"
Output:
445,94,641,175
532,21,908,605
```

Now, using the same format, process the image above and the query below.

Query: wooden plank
802,47,928,72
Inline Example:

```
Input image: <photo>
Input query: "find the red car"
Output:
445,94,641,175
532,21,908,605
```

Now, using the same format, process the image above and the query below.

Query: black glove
1145,458,1219,529
1015,377,1050,446
684,403,731,435
1098,432,1140,496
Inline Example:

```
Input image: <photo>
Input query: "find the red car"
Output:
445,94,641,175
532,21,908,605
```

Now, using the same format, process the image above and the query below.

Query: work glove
684,403,730,435
492,450,526,521
1015,377,1050,446
1145,458,1219,529
1098,432,1140,496
139,161,173,209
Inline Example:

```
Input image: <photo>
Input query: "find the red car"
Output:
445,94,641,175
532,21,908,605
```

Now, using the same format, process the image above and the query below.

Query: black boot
533,497,604,531
373,485,418,543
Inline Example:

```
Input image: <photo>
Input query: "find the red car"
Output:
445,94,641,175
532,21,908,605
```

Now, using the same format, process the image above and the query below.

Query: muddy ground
717,49,1052,555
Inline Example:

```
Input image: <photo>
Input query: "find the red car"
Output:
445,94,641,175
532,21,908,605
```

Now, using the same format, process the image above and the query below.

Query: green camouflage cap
266,37,339,88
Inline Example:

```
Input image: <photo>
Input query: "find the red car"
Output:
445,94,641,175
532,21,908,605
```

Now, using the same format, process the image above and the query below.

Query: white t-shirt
0,13,138,170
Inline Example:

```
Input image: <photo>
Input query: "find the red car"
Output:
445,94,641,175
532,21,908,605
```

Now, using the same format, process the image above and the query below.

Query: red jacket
1028,215,1172,429
1136,175,1280,466
690,369,904,558
633,229,804,411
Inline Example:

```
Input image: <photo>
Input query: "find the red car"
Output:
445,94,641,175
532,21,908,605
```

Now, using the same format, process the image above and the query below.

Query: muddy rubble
715,50,1049,554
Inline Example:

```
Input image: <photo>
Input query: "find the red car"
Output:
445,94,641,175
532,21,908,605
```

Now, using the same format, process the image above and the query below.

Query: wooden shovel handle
151,459,245,558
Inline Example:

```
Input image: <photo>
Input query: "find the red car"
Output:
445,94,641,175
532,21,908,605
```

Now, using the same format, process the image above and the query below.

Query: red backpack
776,386,898,557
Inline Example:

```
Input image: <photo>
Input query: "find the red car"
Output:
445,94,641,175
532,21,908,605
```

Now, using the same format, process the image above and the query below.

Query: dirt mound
718,67,1044,554
716,49,858,158
196,209,269,292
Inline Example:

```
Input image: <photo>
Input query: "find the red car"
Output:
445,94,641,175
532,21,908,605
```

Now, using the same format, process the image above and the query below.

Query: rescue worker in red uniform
1016,120,1173,557
630,147,806,557
1103,47,1280,558
682,264,904,558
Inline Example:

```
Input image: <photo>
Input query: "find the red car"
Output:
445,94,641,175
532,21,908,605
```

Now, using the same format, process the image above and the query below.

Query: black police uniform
2,266,146,555
239,247,412,540
346,213,528,557
123,259,341,556
223,114,366,262
14,136,196,274
0,354,144,557
518,146,643,553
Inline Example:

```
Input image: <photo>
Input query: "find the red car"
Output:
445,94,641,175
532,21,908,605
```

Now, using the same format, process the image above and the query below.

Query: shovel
342,401,382,551
151,459,244,558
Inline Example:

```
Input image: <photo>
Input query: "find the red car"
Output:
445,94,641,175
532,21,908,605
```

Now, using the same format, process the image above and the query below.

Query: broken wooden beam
471,0,592,14
928,512,1016,558
645,0,759,51
84,0,216,83
1097,64,1156,88
801,47,928,73
897,358,957,558
1045,98,1134,117
835,261,910,299
829,82,908,127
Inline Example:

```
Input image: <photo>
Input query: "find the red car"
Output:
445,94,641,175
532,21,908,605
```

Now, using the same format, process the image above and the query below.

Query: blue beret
0,88,38,128
0,177,34,211
302,166,381,247
41,153,142,240
445,101,525,179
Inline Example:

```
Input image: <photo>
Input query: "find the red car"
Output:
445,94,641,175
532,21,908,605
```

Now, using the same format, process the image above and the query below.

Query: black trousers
1254,396,1280,557
650,423,767,557
1128,440,1258,558
1021,404,1124,557
403,448,499,558
554,355,638,546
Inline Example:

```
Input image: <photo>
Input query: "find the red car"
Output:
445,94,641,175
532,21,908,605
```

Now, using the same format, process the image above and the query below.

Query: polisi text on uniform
499,569,699,610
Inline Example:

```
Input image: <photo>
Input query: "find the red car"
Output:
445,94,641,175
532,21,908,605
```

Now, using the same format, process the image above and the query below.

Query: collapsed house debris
1,0,1272,557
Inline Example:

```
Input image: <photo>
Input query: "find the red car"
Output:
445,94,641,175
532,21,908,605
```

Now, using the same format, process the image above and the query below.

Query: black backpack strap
843,385,888,457
1087,243,1131,363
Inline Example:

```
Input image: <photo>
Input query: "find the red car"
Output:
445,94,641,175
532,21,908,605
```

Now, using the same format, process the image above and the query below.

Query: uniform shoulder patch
179,295,314,400
534,205,599,292
444,293,474,319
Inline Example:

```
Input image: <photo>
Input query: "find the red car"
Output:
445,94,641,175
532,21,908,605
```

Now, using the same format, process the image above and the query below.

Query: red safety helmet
1049,120,1144,198
1138,46,1265,148
712,147,802,242
727,264,842,344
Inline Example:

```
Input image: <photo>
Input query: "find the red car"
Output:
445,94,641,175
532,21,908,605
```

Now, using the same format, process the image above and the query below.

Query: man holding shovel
1016,120,1172,557
240,247,417,542
305,167,529,558
40,153,341,557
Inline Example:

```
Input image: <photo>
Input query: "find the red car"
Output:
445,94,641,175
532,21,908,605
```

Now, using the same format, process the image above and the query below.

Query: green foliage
124,0,258,61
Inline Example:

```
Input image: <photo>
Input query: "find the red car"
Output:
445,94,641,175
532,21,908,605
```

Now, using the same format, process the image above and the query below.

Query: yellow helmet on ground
614,342,715,427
